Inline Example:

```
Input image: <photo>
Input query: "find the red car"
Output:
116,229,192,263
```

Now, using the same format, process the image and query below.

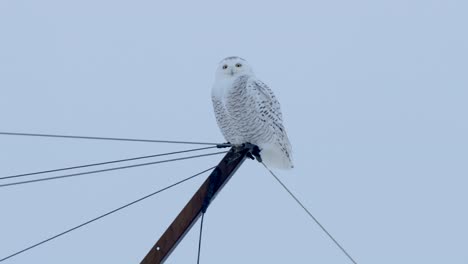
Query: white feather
211,57,293,169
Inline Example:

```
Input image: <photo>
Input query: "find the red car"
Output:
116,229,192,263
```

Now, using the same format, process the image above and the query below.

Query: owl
211,56,293,169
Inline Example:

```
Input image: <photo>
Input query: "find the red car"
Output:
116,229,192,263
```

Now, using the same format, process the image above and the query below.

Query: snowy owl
211,56,293,169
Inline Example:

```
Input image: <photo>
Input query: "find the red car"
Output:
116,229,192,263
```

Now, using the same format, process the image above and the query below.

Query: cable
262,163,358,264
0,132,221,146
0,146,217,181
0,151,227,188
0,166,216,263
197,213,205,264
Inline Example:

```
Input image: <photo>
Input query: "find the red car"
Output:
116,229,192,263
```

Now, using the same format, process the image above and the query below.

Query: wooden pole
140,146,250,264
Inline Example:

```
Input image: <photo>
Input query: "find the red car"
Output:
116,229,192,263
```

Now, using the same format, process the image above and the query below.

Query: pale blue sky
1,0,467,263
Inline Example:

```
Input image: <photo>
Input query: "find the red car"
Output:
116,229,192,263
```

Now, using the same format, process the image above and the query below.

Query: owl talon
242,143,262,163
252,145,262,163
246,152,255,160
251,146,262,163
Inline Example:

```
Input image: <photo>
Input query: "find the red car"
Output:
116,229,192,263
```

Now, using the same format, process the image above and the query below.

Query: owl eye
235,63,242,68
222,65,228,69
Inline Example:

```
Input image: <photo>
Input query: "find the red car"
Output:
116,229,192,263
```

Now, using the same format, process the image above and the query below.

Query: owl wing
250,79,283,123
248,77,293,163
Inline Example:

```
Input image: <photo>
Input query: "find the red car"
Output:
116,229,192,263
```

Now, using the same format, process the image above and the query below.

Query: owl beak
230,69,234,76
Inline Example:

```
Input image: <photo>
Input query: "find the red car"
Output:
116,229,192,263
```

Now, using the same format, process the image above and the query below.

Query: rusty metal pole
140,146,250,264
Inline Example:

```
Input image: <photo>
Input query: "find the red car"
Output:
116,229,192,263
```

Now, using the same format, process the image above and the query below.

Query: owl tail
259,143,294,170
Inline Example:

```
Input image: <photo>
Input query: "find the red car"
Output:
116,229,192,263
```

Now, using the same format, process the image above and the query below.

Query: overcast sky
1,0,467,263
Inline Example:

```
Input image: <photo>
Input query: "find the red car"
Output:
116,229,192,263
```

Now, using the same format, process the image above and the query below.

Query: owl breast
211,98,244,144
212,75,278,146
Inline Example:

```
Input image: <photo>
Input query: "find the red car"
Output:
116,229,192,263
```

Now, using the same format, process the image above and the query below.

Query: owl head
216,56,254,79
